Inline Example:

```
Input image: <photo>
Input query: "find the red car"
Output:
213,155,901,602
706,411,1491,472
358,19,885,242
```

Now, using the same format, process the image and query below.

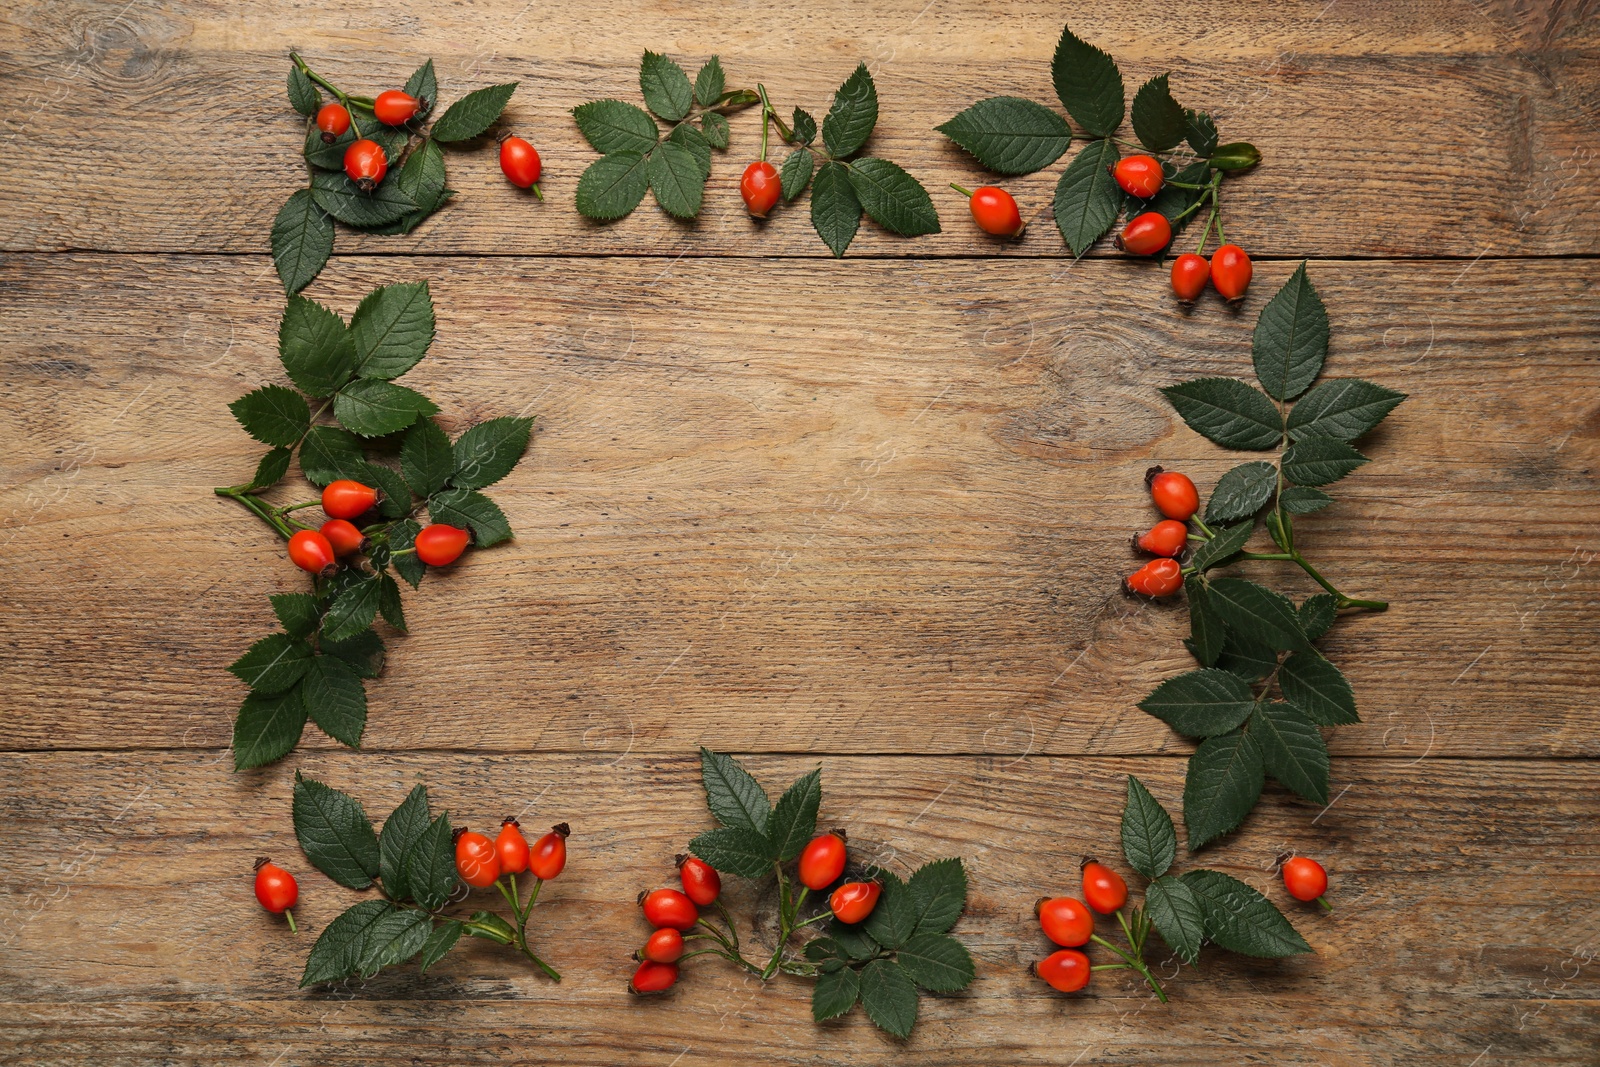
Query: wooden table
3,1,1597,1063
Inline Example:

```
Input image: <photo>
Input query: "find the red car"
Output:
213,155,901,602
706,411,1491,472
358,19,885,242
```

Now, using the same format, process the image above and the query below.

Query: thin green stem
1317,895,1333,913
1089,933,1168,1003
215,487,297,539
1090,962,1129,971
950,182,975,198
284,908,297,933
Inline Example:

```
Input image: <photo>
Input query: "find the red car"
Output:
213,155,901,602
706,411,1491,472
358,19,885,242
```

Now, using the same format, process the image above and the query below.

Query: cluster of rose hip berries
315,91,544,196
1123,467,1201,598
284,478,470,577
454,818,569,887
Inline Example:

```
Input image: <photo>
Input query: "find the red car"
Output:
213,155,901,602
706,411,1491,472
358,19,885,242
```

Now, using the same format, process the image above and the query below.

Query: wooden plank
0,751,1595,1065
2,254,1596,757
1,0,1597,256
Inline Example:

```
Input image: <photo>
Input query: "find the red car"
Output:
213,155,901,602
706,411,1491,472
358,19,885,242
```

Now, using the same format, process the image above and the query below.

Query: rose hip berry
1036,896,1094,948
373,90,420,126
319,518,367,557
454,829,501,888
414,523,470,566
629,959,680,994
1135,519,1189,558
1170,253,1211,302
1036,948,1091,993
287,529,337,577
1147,468,1200,521
494,818,531,876
253,858,299,931
1281,855,1330,908
798,832,848,891
1211,244,1253,302
315,102,350,142
641,888,699,931
499,135,542,194
828,881,882,924
953,183,1024,237
1124,557,1183,598
640,927,686,964
1115,211,1172,256
1113,155,1164,199
677,854,721,906
343,138,388,191
528,823,569,881
740,161,781,218
321,479,378,520
1081,860,1128,914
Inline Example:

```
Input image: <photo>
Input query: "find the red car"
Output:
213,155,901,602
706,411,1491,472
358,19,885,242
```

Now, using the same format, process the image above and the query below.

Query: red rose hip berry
629,959,680,994
1282,855,1330,908
740,161,781,218
1170,253,1211,302
528,823,569,880
640,888,699,931
953,183,1024,237
414,523,470,566
1147,468,1200,521
454,829,501,888
1135,519,1188,558
253,858,299,931
373,90,420,126
500,135,542,193
1211,244,1253,301
1124,557,1182,598
315,102,350,142
1036,896,1093,948
343,139,388,191
677,854,721,906
287,529,337,577
1115,211,1172,255
1081,860,1128,914
828,881,882,924
640,927,685,964
1113,154,1164,199
321,479,378,520
1036,948,1091,992
798,832,848,891
319,519,367,557
494,818,530,876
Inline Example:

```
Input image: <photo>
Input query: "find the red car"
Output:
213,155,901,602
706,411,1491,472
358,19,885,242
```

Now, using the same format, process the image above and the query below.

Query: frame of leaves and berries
573,56,941,256
1140,264,1405,849
216,280,533,769
292,775,565,985
937,24,1259,257
656,750,974,1038
275,55,519,295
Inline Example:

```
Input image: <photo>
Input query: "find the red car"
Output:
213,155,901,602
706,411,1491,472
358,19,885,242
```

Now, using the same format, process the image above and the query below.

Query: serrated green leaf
1279,486,1333,514
1287,379,1406,441
1253,263,1329,401
378,784,432,902
230,385,310,448
293,774,380,889
847,158,940,237
575,151,651,220
335,379,439,438
1185,575,1225,667
386,519,426,588
1053,137,1120,256
308,167,418,228
228,633,313,694
1131,73,1185,151
233,689,308,770
1145,874,1205,964
355,906,432,977
288,65,320,115
572,99,659,154
1282,437,1368,488
693,56,725,107
858,958,918,1038
767,768,822,862
811,161,862,257
1250,700,1329,803
401,418,454,497
418,919,463,974
427,488,511,546
303,123,353,171
322,627,386,677
271,190,333,295
700,109,729,148
1161,377,1283,450
1211,142,1261,171
322,577,383,643
647,139,705,218
687,825,774,877
367,138,450,236
411,814,458,911
300,899,391,986
1190,520,1255,572
863,871,915,949
822,63,878,158
1297,594,1339,642
1185,109,1218,156
1279,648,1359,725
897,932,975,991
354,460,410,521
780,148,814,201
300,653,366,747
1216,630,1277,683
791,107,817,145
1183,729,1265,850
465,910,517,943
639,52,693,122
431,82,517,142
1208,577,1307,652
378,571,406,632
279,295,355,399
299,425,366,487
1051,24,1124,137
404,60,437,110
812,962,861,1021
271,593,321,639
935,96,1074,175
1121,775,1176,879
1139,668,1256,738
828,919,881,959
907,858,966,936
667,122,712,178
249,447,292,491
698,747,770,834
1181,868,1310,956
1206,462,1278,524
452,416,533,490
351,282,434,380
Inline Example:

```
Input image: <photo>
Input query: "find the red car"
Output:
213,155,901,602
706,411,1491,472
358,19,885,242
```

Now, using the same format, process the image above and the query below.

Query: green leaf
249,447,292,491
322,627,386,678
430,83,517,142
386,519,426,588
1183,730,1265,850
287,65,320,115
233,689,308,770
411,814,458,911
452,416,533,491
1189,520,1254,572
323,577,383,643
1279,649,1359,725
1185,109,1218,156
847,158,940,237
228,633,313,694
1207,577,1307,652
791,107,817,145
906,858,966,936
1211,142,1262,171
300,653,367,748
1185,575,1225,667
863,871,916,949
935,96,1074,175
300,899,392,986
351,282,435,380
810,161,862,257
1216,630,1277,683
698,748,770,834
402,418,455,497
804,936,850,967
667,123,712,178
279,295,355,398
700,110,729,148
647,139,705,218
780,148,814,201
572,100,660,154
766,768,822,862
1282,437,1368,487
355,460,411,521
1120,775,1176,879
1138,668,1256,738
335,379,439,438
378,572,406,632
1161,377,1283,450
1142,159,1209,233
686,825,774,877
404,60,437,109
1279,486,1333,514
1051,24,1124,137
418,919,463,975
897,932,975,991
639,52,692,122
1181,868,1310,957
575,151,651,220
1206,462,1278,524
1145,874,1204,964
1053,138,1120,256
1286,379,1406,442
1297,594,1339,642
378,784,432,903
230,385,310,448
812,963,861,1021
299,425,366,487
302,123,353,171
1250,700,1329,803
271,190,334,295
822,63,878,159
1131,73,1185,151
427,488,511,546
308,167,418,228
355,905,432,977
1253,263,1329,401
466,910,518,943
365,139,451,236
292,774,380,889
271,593,321,639
858,959,918,1038
828,920,881,959
693,56,725,107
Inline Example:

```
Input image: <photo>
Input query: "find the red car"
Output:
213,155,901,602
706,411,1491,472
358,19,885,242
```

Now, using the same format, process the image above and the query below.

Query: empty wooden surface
2,0,1598,1064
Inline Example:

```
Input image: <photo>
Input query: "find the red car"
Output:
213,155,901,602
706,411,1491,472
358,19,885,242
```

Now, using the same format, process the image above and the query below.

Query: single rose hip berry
1113,154,1164,199
454,829,501,888
528,823,569,881
253,858,299,932
640,888,699,931
319,518,367,557
321,479,378,520
1135,519,1189,558
494,818,531,875
1170,253,1211,302
315,102,351,143
640,927,685,964
1035,896,1093,948
414,523,470,566
499,135,542,193
287,529,338,577
677,854,721,906
828,881,882,924
373,90,421,126
1115,211,1172,256
797,832,848,891
1124,557,1183,598
1147,468,1200,521
1081,860,1128,914
1211,244,1253,302
1036,948,1091,993
343,139,388,191
1281,855,1330,908
953,183,1024,237
629,959,680,994
740,161,781,218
